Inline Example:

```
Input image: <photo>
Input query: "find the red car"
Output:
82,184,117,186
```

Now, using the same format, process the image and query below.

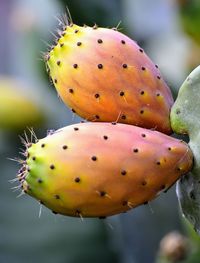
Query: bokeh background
1,0,200,262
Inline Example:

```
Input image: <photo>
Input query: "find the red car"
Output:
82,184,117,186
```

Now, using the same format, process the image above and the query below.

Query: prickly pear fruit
18,122,192,218
45,24,173,134
0,76,45,131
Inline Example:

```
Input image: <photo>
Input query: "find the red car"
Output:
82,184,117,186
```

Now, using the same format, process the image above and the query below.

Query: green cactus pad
170,65,200,233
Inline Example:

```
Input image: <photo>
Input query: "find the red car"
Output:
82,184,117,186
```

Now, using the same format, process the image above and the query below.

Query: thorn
123,95,128,104
93,24,98,29
16,191,25,198
41,39,52,49
11,185,21,192
147,202,154,214
115,20,122,30
115,110,122,123
38,204,43,218
7,157,24,164
28,127,38,143
106,222,114,230
127,201,133,209
66,6,73,25
9,178,19,183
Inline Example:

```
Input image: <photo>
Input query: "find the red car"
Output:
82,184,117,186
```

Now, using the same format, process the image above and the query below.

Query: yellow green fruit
0,76,44,130
19,122,193,218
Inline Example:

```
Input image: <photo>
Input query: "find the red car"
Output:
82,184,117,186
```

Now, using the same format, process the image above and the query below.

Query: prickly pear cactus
17,122,192,218
45,23,174,134
171,66,200,233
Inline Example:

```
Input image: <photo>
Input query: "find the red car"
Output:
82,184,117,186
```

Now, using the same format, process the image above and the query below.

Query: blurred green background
1,0,200,262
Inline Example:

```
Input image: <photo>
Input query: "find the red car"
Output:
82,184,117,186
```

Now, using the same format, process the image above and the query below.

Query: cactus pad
171,66,200,233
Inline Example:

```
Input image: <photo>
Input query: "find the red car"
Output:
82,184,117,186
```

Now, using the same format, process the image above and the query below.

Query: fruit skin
0,76,44,131
46,24,173,134
18,122,193,218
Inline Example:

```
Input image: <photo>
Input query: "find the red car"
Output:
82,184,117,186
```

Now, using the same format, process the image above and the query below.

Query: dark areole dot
57,61,61,66
157,76,161,80
54,79,57,84
98,64,103,69
168,147,171,151
121,115,126,120
155,64,159,68
74,177,80,183
62,145,68,150
32,157,36,161
72,108,76,113
139,48,144,53
156,161,161,165
141,67,146,71
73,64,78,69
60,43,64,47
176,109,181,115
121,170,127,176
103,135,108,140
100,191,106,197
41,143,45,148
77,42,82,46
52,211,58,214
142,181,147,186
37,179,42,183
122,64,128,68
121,40,126,44
122,201,128,206
50,164,55,170
140,90,145,95
111,122,117,125
143,201,148,205
141,134,146,138
95,93,100,98
156,93,160,97
74,29,79,33
140,110,144,114
69,88,74,94
46,54,50,61
97,39,103,44
91,156,97,161
76,209,81,215
119,91,125,96
95,115,100,119
54,194,60,199
133,148,139,153
74,127,79,131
